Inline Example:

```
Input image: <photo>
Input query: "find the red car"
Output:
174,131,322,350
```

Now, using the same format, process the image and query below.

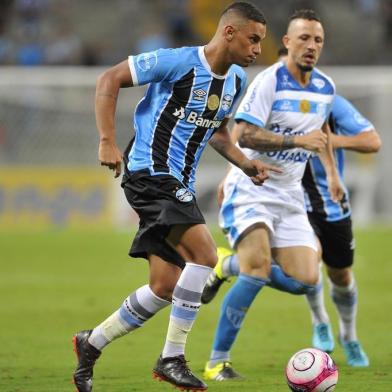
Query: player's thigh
148,254,182,300
273,246,319,285
271,207,318,252
315,235,322,260
271,206,319,284
168,223,217,267
219,175,277,250
236,223,272,278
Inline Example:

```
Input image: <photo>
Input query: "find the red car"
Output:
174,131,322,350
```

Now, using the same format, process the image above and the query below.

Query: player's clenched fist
296,129,327,153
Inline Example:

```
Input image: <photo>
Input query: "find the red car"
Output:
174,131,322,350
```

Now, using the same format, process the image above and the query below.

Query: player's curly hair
289,9,321,23
221,2,267,25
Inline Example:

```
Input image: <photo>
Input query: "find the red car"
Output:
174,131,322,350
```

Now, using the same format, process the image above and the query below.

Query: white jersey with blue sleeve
303,94,374,221
219,62,334,249
233,61,335,188
124,46,247,193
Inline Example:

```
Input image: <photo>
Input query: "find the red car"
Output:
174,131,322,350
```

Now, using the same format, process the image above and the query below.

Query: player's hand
241,159,282,186
296,130,327,153
217,180,225,208
98,139,123,178
327,174,345,202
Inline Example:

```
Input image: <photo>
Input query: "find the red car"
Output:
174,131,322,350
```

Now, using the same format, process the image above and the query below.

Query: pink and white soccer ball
285,348,338,391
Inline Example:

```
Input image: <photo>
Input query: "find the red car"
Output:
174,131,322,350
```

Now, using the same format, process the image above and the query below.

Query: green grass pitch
1,227,391,391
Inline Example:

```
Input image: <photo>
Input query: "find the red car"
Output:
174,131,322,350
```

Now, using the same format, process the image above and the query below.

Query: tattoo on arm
238,125,297,152
282,135,295,149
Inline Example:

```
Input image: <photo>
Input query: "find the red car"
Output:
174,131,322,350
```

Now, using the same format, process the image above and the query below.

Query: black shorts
121,170,205,268
307,213,354,269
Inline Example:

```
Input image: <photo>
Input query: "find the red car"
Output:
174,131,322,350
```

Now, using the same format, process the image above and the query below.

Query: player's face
284,19,324,72
228,21,266,67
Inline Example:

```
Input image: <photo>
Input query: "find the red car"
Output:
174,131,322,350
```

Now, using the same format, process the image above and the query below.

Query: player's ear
224,25,235,41
282,35,289,49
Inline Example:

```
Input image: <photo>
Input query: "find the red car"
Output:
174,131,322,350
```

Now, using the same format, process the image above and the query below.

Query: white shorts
219,168,318,251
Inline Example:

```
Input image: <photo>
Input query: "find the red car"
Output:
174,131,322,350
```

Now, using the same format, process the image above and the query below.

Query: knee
328,267,352,286
241,254,271,279
188,243,218,268
300,270,319,286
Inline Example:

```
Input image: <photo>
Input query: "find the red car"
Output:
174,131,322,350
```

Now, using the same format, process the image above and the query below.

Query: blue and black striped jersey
126,46,247,193
302,95,374,221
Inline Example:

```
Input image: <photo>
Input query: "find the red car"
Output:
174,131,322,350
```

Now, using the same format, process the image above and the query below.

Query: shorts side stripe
221,185,239,245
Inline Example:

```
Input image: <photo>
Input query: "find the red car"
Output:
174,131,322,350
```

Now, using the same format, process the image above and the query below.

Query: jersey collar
198,46,227,80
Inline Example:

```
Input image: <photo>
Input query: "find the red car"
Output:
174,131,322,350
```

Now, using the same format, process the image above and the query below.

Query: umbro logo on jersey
193,89,207,101
172,107,222,129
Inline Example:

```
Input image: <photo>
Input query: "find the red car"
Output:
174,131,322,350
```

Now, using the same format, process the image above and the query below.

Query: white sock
330,278,358,341
88,284,170,350
221,254,239,278
162,263,212,358
305,273,330,325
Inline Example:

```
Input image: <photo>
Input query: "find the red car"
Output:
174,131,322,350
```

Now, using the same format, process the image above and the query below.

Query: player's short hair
289,9,321,24
221,2,267,25
277,47,288,57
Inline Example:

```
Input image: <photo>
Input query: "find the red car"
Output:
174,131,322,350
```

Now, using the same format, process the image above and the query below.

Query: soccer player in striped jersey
202,10,345,381
72,3,278,392
303,95,381,366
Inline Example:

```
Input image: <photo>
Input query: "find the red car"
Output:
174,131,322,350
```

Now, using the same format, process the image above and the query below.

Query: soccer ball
285,348,338,391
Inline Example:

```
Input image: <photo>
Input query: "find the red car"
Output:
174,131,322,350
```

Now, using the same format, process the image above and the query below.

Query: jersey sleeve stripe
234,112,265,128
357,125,374,133
128,56,139,86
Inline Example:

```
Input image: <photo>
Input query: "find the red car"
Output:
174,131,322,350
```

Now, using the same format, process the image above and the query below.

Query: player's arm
95,60,133,178
215,124,238,207
215,122,246,206
317,122,344,202
209,118,282,185
331,129,381,153
235,71,327,153
236,120,327,152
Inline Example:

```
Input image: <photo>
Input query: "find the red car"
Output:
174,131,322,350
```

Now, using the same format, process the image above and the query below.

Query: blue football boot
339,337,369,367
312,323,335,353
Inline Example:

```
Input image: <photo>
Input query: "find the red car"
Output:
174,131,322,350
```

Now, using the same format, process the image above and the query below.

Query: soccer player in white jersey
275,48,381,366
203,9,345,381
203,48,381,369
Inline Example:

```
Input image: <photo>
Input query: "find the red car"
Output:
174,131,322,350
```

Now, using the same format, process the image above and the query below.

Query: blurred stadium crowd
1,0,392,66
1,0,391,227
